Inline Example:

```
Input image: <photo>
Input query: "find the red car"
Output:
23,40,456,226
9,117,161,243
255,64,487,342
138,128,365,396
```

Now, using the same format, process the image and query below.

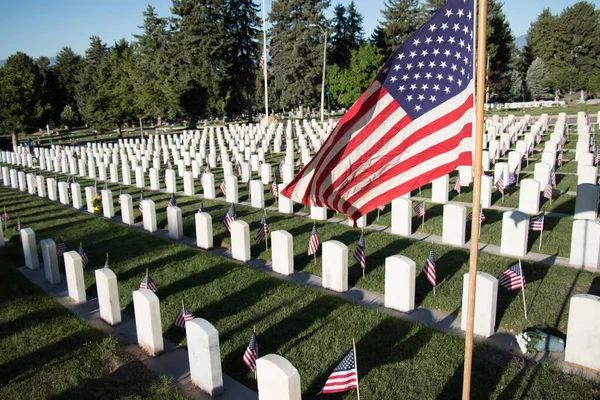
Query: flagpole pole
539,225,543,250
463,0,488,398
254,324,257,380
353,338,360,400
519,259,528,320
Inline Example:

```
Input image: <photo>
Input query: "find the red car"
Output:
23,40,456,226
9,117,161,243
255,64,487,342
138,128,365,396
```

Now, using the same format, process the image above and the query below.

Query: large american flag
423,244,436,287
281,0,475,224
224,204,237,232
243,332,259,372
497,262,526,291
307,222,320,255
174,305,195,328
318,348,358,395
255,215,268,244
353,233,366,271
529,213,544,232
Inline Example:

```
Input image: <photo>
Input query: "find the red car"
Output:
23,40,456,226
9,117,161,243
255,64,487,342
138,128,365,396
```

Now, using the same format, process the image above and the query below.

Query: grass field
1,186,600,399
0,230,185,399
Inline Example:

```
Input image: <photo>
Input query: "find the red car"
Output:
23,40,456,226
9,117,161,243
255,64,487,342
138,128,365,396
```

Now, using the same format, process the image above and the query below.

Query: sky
0,0,598,60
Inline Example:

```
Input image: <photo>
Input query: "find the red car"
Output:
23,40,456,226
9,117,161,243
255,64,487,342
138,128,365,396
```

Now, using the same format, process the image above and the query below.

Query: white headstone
460,272,498,338
167,206,183,241
225,175,239,204
21,228,39,269
202,173,216,199
64,251,86,303
574,184,600,220
310,205,327,221
272,230,294,276
230,220,250,262
569,220,600,268
564,294,600,371
577,165,598,186
278,184,293,214
85,187,94,213
442,204,467,246
58,182,70,205
256,354,301,400
431,175,449,204
183,171,195,196
47,177,58,201
518,179,540,215
500,210,529,257
95,268,121,326
458,166,473,186
165,169,176,193
133,289,164,356
186,318,224,396
142,200,157,232
391,198,412,236
40,238,60,284
533,162,551,192
71,182,82,209
322,240,348,293
250,180,265,209
120,194,134,225
261,163,272,185
101,189,114,218
26,173,36,195
110,163,119,183
480,175,492,208
17,170,26,191
195,212,213,250
384,255,415,312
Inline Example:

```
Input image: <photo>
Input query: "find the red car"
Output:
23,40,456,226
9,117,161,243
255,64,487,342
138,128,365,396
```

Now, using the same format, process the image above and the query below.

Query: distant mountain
515,34,526,50
0,56,56,68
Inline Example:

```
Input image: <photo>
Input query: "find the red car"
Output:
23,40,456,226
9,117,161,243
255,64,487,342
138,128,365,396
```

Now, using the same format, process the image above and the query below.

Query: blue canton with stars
376,0,475,120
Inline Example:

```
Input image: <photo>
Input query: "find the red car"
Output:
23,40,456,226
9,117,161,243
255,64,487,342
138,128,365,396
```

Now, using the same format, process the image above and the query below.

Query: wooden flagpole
353,338,360,400
539,223,543,250
313,219,317,265
146,268,149,283
519,259,528,320
463,0,488,398
253,324,257,380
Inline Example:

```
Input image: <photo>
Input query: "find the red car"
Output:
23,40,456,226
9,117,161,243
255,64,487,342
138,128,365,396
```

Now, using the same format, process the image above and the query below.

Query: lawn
2,186,600,398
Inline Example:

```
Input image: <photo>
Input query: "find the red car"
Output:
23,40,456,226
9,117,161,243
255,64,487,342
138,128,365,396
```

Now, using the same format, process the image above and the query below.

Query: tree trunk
189,115,198,129
117,126,122,139
139,117,144,139
11,132,18,152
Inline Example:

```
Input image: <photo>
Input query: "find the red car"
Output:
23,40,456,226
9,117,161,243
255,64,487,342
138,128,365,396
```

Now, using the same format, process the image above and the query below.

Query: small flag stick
377,208,380,222
253,325,257,380
539,226,543,250
519,260,528,320
353,338,360,400
181,299,185,309
264,210,268,251
421,213,425,232
146,268,149,283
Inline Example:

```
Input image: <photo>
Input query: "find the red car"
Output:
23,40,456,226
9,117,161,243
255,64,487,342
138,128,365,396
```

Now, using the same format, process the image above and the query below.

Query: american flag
140,274,159,292
205,165,211,174
318,348,358,395
497,263,527,291
243,332,259,372
377,204,386,211
423,244,436,287
557,151,563,166
78,243,89,268
236,161,242,176
536,133,541,145
466,208,485,223
168,193,176,208
117,188,122,205
353,233,366,271
590,137,596,153
491,148,497,164
595,151,600,165
1,209,8,222
223,204,237,232
138,192,144,213
174,305,195,328
550,166,556,186
281,0,475,224
34,175,38,190
15,217,22,232
529,213,544,232
496,171,504,194
255,215,268,244
501,141,508,156
220,180,227,196
543,177,553,200
56,238,67,257
454,176,461,193
104,254,109,268
274,163,282,178
257,165,262,177
270,180,278,196
198,201,204,213
413,202,426,218
167,159,172,169
307,222,320,255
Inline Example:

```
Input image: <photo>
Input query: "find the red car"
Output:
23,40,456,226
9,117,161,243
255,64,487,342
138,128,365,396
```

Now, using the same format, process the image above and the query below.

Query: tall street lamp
309,23,327,124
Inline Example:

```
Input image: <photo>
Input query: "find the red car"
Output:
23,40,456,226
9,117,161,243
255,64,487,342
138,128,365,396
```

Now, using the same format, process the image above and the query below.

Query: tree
327,44,385,106
588,72,600,96
523,9,562,70
421,0,446,17
75,36,108,130
377,0,423,57
526,58,551,100
53,47,83,121
369,25,387,51
268,0,330,112
0,52,50,149
505,70,523,102
330,2,365,69
486,0,516,100
60,104,76,131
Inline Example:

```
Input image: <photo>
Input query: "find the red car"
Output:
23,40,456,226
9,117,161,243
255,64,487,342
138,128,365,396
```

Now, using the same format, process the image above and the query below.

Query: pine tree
75,36,109,131
54,47,83,120
268,0,329,113
330,2,365,69
486,0,515,98
526,58,551,100
378,0,423,57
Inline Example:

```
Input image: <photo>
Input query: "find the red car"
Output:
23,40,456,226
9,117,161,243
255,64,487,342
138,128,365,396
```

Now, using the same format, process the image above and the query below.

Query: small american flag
318,348,358,395
174,305,194,328
1,210,8,222
497,263,526,291
224,204,237,232
56,238,67,257
15,217,22,232
529,213,544,232
255,215,268,244
491,148,497,165
167,159,172,169
140,274,159,292
307,222,320,255
413,202,425,218
138,192,144,213
590,137,596,153
377,204,386,211
270,180,278,196
454,176,461,193
117,188,122,205
557,152,563,166
198,201,204,213
220,180,227,196
353,233,366,271
295,159,301,167
104,254,109,268
543,178,553,200
551,166,556,186
34,175,38,189
236,161,242,176
496,171,504,194
423,244,436,287
243,332,259,372
536,133,541,145
466,209,485,223
501,141,508,156
78,243,89,268
204,165,211,174
168,193,176,208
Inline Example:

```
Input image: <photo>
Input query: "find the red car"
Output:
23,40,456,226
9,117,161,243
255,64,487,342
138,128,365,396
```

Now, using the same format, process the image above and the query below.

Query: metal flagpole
463,0,488,398
262,0,269,124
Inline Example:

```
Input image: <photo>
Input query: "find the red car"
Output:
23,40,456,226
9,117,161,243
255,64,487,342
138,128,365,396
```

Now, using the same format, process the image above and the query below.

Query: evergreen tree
506,70,523,102
330,2,365,69
53,47,83,121
377,0,423,57
369,25,387,51
523,8,562,70
486,0,515,99
526,58,551,100
75,36,108,129
421,0,446,17
268,0,329,112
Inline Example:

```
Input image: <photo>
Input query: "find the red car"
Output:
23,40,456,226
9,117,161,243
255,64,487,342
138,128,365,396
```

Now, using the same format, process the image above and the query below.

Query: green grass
485,103,599,117
2,187,600,398
0,231,185,399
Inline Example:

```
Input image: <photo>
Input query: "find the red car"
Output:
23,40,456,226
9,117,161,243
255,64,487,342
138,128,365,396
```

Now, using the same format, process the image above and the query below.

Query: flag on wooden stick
498,263,527,291
140,273,159,292
243,332,259,372
174,304,194,328
78,243,89,268
423,244,436,288
318,348,359,395
255,215,268,244
307,222,320,256
353,233,366,271
138,192,144,213
56,238,67,256
224,204,237,232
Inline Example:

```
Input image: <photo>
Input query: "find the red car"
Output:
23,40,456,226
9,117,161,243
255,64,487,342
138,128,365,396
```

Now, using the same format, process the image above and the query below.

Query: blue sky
0,0,597,60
